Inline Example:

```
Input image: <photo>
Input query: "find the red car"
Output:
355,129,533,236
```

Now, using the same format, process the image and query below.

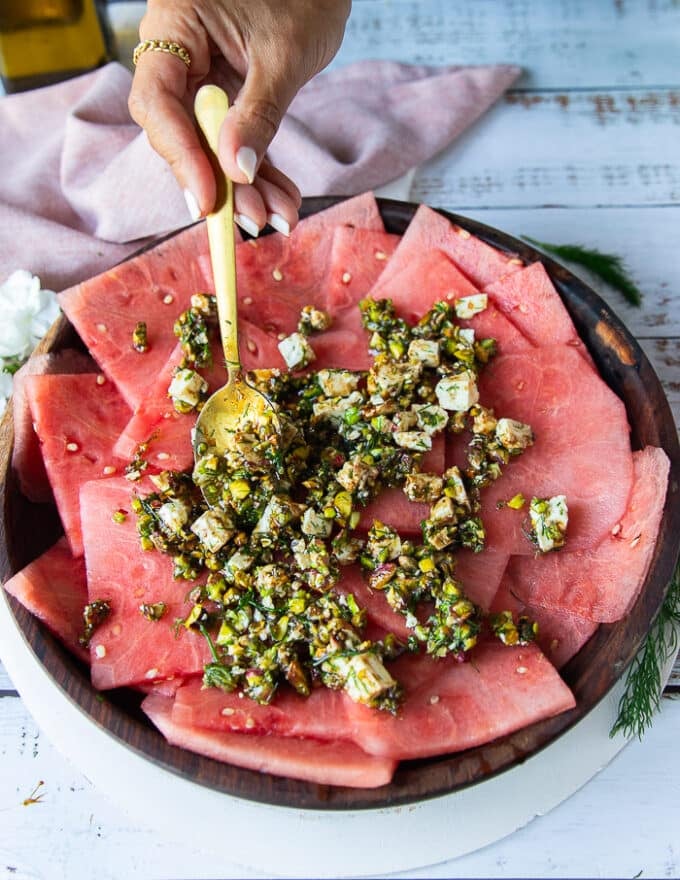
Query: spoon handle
194,84,239,372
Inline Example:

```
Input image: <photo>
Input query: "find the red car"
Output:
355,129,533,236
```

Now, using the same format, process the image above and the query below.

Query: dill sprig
610,564,680,740
523,237,643,307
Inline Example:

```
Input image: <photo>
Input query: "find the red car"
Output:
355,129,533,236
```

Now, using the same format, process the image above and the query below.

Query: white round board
3,583,675,878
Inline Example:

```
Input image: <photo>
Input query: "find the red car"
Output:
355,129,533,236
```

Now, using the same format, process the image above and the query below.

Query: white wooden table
1,2,679,877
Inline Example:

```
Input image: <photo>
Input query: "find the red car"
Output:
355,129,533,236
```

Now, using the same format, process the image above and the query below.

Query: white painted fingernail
268,213,290,237
183,189,201,222
235,213,260,238
236,146,257,184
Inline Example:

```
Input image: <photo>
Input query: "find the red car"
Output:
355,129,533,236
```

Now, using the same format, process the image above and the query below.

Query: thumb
217,61,298,185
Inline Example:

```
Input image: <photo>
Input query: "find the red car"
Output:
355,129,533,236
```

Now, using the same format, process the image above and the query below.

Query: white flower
0,270,61,411
0,270,60,360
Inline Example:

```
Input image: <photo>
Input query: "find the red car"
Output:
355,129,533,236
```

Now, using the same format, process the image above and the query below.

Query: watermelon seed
516,380,526,391
221,707,235,716
103,466,116,475
342,272,352,285
429,695,440,705
375,250,387,261
612,523,622,536
66,442,79,452
112,624,122,636
244,717,256,729
96,374,106,385
246,338,257,353
145,667,160,679
508,257,524,266
96,323,108,333
516,666,528,674
277,332,286,341
243,296,253,306
272,268,283,282
94,644,106,658
163,294,174,305
630,535,641,548
157,452,170,460
456,227,471,240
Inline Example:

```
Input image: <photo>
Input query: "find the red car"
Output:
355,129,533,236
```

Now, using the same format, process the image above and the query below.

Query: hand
128,0,351,235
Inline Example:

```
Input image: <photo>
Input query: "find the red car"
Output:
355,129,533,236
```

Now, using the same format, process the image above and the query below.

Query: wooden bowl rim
1,196,678,811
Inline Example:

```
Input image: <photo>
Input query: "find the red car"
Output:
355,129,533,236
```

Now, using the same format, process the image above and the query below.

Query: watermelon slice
454,548,510,613
333,564,415,641
371,248,533,355
142,692,397,788
490,574,598,670
476,346,634,555
79,477,210,690
12,349,96,503
3,537,89,663
25,373,132,557
59,223,212,409
505,446,670,622
236,192,385,334
342,641,576,760
172,676,349,740
113,320,284,472
484,262,592,361
375,204,523,291
325,227,400,313
357,434,446,533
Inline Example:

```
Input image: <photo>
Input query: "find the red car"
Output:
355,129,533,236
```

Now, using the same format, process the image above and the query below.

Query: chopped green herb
140,601,167,621
611,563,680,740
79,599,111,647
132,321,149,353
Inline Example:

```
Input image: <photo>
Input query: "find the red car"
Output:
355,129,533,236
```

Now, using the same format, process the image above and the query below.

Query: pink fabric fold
0,60,520,291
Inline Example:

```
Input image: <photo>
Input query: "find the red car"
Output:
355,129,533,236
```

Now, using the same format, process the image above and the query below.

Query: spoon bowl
192,85,279,468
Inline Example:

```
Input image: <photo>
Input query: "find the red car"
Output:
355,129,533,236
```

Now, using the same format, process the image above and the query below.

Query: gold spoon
192,84,278,471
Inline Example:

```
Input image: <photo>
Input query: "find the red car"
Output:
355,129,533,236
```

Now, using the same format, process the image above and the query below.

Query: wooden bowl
1,197,678,811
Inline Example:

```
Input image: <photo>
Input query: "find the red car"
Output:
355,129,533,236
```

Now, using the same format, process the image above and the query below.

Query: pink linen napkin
0,60,520,291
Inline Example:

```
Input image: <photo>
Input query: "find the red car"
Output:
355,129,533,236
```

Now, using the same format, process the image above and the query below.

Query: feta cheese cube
496,417,534,452
459,328,476,345
435,370,479,412
223,549,255,580
393,430,433,452
471,406,497,435
278,331,316,370
403,473,444,503
413,403,448,435
443,466,470,508
429,495,457,524
157,499,189,533
336,455,378,493
529,495,569,553
313,390,364,422
392,410,418,431
408,338,440,367
455,293,488,320
167,368,208,408
190,509,235,553
301,507,332,537
316,369,360,398
253,495,304,534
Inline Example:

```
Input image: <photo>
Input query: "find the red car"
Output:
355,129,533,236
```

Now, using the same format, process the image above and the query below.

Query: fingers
129,7,218,218
233,160,302,238
217,58,299,186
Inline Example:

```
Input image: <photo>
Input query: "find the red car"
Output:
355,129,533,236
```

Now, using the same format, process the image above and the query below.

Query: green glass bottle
0,0,110,93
